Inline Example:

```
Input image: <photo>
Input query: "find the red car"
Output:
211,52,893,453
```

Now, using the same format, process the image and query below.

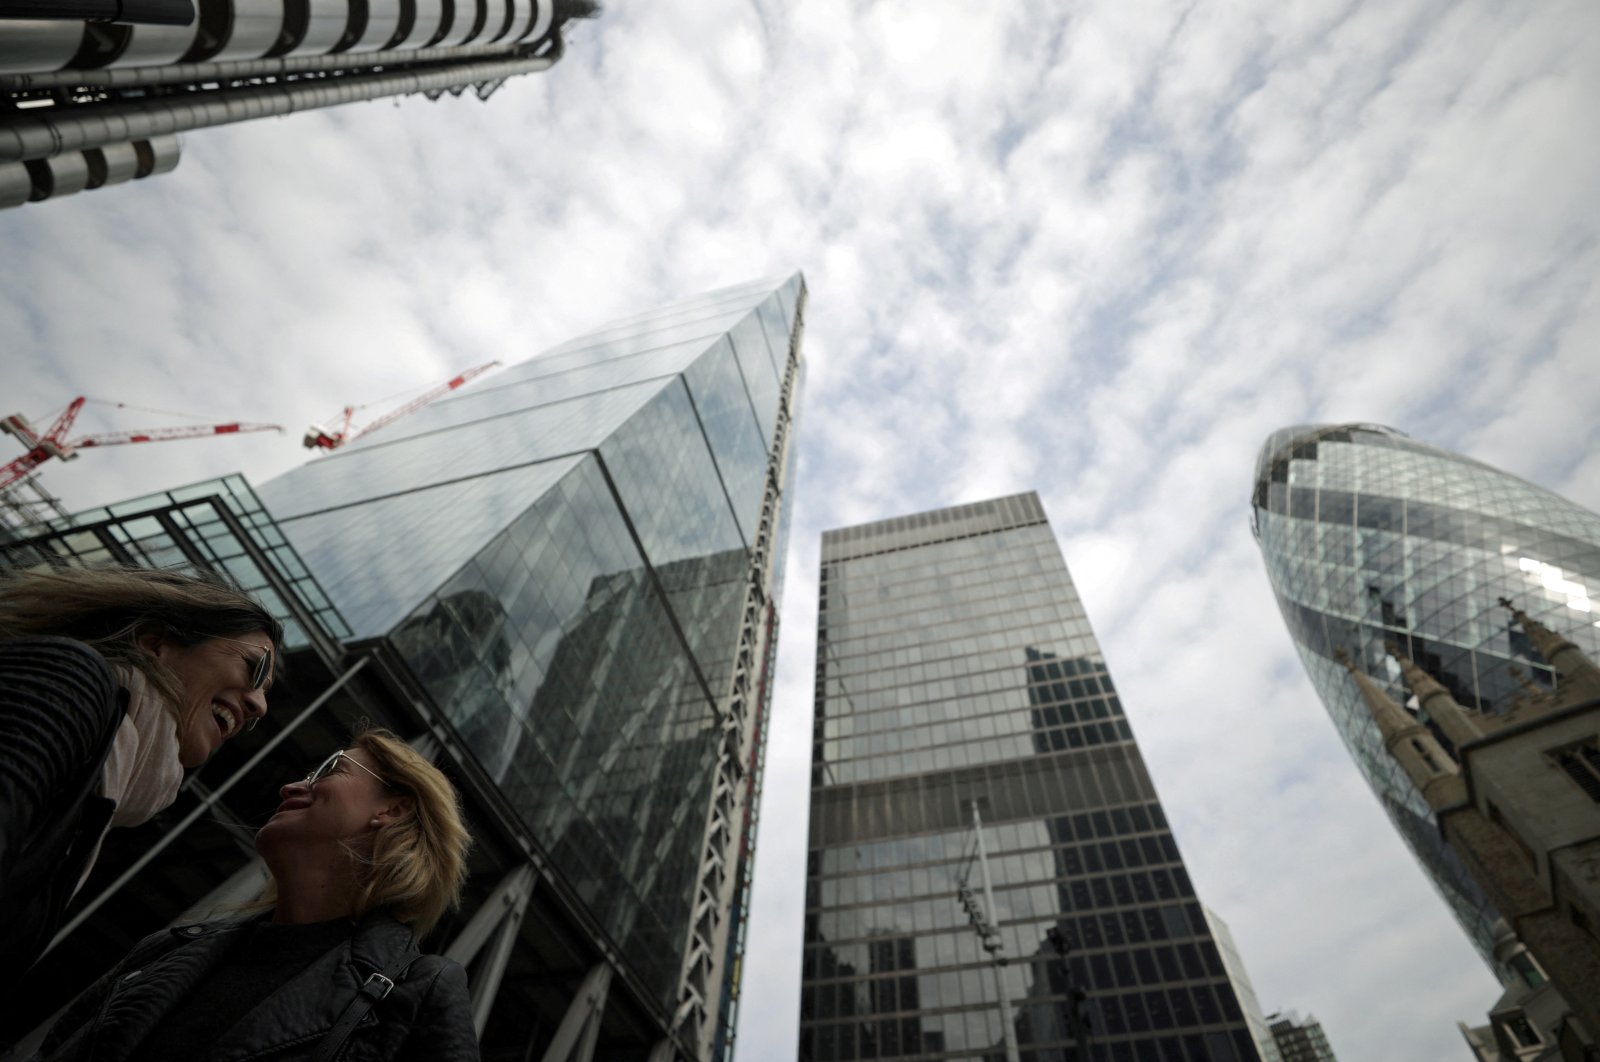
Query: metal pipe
539,963,613,1062
467,878,532,1034
0,53,553,162
0,30,535,90
0,0,193,25
43,656,370,951
444,863,535,967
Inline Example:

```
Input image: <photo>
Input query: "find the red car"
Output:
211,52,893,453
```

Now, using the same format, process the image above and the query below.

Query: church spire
1384,641,1483,749
1500,596,1600,700
1335,649,1464,810
1503,665,1556,719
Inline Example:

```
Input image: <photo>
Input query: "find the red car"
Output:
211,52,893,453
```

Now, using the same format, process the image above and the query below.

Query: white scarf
102,665,186,828
75,667,187,893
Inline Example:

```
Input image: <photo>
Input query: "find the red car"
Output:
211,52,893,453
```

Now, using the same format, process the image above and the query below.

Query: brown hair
0,565,283,706
347,729,471,937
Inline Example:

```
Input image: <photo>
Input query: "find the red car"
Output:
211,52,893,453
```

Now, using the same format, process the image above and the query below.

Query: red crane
303,360,500,451
0,396,284,492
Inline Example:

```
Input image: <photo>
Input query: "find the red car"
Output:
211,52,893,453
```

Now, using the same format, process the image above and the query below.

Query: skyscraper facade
1,0,593,209
802,493,1262,1062
1201,907,1281,1062
0,273,803,1062
1250,423,1600,966
258,272,804,1058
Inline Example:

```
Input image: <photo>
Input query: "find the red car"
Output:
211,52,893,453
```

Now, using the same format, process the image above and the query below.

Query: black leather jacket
0,637,122,993
34,911,480,1062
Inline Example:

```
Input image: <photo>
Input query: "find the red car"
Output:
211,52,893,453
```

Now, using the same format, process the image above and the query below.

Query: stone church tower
1340,599,1600,1055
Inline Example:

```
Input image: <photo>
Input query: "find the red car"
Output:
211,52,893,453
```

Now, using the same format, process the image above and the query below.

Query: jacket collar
87,910,418,1062
206,909,419,1062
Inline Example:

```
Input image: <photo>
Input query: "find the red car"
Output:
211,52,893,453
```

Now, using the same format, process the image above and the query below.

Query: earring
369,818,380,829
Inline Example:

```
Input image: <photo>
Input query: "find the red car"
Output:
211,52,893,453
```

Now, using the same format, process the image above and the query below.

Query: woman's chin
253,818,287,855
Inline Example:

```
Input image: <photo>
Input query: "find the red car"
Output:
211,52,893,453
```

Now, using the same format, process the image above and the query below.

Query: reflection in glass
257,276,806,1021
1252,423,1600,966
803,494,1262,1059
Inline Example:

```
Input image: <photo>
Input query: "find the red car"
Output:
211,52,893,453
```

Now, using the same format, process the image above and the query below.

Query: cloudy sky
5,0,1600,1057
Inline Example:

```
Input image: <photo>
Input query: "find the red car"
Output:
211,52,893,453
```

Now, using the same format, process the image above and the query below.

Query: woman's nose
243,688,268,729
280,778,311,800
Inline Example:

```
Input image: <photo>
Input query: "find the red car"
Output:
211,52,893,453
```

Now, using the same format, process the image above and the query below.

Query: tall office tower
1202,907,1281,1062
0,0,593,209
802,493,1262,1062
0,274,803,1062
257,272,804,1059
1264,1012,1336,1062
1250,423,1600,966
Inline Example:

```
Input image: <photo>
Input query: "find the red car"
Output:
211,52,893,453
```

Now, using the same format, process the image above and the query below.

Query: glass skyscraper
0,274,803,1062
258,272,804,1057
802,493,1262,1062
1250,423,1600,967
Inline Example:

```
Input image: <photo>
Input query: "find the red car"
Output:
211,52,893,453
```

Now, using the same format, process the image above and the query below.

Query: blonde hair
348,729,471,938
0,566,282,707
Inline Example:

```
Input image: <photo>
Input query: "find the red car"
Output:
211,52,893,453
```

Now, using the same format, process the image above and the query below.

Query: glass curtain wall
1250,423,1600,968
258,273,805,1013
803,493,1261,1062
0,481,678,1060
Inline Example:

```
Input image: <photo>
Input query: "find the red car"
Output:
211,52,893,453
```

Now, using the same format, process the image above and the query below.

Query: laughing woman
32,729,479,1062
0,566,282,980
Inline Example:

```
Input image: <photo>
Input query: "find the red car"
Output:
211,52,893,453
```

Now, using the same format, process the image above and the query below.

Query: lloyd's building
0,273,805,1062
1,0,595,210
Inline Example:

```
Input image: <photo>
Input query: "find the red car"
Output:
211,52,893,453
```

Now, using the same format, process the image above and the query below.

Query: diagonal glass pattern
272,456,582,637
260,382,664,520
1250,422,1600,969
682,335,769,546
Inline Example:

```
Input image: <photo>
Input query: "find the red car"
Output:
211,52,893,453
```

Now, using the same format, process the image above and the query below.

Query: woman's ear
135,629,169,659
376,796,414,827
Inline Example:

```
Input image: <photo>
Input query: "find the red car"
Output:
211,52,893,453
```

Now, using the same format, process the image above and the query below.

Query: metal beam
0,0,194,25
468,880,530,1036
445,863,535,967
409,731,442,761
538,962,613,1062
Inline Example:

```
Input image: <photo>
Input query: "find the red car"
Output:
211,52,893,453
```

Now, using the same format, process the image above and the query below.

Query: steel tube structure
0,53,551,162
0,32,530,90
0,0,194,25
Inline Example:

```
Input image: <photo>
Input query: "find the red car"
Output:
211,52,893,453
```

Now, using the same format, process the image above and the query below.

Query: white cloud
5,0,1599,1058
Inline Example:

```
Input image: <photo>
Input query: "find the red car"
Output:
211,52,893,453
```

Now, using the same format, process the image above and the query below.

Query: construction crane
303,361,501,451
0,396,283,493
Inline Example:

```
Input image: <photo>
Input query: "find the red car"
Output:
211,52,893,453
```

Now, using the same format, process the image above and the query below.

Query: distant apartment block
1266,1011,1336,1062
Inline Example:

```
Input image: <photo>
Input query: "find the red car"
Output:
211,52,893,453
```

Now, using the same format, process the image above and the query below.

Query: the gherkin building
1250,423,1600,968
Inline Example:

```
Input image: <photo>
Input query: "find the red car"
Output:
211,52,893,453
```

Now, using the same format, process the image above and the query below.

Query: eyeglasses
305,749,389,788
208,636,273,731
213,637,273,691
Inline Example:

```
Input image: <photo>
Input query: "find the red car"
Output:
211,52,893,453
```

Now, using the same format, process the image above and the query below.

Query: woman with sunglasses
33,729,478,1062
0,566,282,980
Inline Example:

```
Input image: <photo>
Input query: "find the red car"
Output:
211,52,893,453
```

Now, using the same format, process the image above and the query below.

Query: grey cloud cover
4,0,1600,1058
